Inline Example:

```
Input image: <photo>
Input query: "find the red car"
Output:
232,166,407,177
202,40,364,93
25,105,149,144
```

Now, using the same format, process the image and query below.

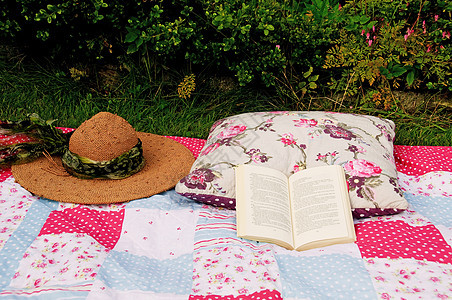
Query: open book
235,164,356,251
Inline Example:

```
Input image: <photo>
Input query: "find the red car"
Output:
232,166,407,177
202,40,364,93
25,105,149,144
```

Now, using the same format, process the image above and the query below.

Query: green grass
1,48,451,146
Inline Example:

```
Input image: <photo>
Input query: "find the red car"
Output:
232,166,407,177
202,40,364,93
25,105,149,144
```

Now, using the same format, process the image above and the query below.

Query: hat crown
69,112,138,161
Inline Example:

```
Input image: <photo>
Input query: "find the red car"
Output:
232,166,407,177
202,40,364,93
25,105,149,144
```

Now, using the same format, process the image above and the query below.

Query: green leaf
135,37,143,48
127,44,138,54
309,74,319,82
359,15,371,24
391,65,407,77
303,67,313,78
309,82,317,89
406,70,415,86
379,67,392,79
125,31,138,43
344,24,358,31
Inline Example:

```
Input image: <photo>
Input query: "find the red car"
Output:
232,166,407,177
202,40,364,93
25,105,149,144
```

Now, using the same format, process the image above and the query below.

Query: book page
289,165,354,250
235,165,294,249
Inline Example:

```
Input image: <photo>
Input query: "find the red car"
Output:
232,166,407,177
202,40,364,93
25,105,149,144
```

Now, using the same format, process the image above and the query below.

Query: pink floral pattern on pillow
324,124,357,140
345,159,382,177
217,125,247,139
293,118,318,127
176,111,408,217
180,168,216,190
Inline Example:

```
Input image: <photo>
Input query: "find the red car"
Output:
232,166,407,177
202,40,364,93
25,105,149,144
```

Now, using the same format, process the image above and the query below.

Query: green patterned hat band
0,113,71,166
62,139,145,179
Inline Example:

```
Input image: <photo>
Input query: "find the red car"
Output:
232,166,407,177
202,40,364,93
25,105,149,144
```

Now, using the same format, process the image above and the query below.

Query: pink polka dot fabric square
166,136,206,159
355,220,452,263
39,206,125,250
394,145,452,176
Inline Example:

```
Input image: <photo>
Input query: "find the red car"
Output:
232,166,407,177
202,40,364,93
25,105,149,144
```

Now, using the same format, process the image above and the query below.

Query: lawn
1,45,451,146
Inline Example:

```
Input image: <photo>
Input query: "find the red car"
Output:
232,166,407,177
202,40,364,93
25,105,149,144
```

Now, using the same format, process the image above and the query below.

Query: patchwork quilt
0,133,451,299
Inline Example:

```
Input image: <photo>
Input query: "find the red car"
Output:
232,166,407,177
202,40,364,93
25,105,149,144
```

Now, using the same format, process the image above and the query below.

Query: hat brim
11,133,195,205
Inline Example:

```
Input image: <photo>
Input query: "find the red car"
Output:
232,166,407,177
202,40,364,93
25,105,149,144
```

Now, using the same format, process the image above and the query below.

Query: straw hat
11,112,195,204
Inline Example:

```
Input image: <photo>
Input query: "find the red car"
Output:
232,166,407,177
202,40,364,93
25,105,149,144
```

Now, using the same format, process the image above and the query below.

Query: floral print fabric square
176,111,408,217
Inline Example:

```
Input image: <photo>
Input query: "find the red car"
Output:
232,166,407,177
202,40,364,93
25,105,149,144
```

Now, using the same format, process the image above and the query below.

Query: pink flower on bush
293,118,318,127
217,125,247,139
404,28,414,40
344,159,382,178
280,133,296,146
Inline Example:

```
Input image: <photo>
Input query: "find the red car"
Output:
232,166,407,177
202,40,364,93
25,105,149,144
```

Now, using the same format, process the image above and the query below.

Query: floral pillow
175,111,408,218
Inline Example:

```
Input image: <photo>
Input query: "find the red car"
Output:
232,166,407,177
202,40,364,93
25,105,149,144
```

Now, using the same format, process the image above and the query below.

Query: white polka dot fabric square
276,253,377,299
114,207,198,259
89,250,194,296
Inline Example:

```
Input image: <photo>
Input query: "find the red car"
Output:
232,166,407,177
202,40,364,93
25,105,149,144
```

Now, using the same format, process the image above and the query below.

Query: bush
1,0,450,104
1,0,133,60
324,0,452,107
123,0,343,95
